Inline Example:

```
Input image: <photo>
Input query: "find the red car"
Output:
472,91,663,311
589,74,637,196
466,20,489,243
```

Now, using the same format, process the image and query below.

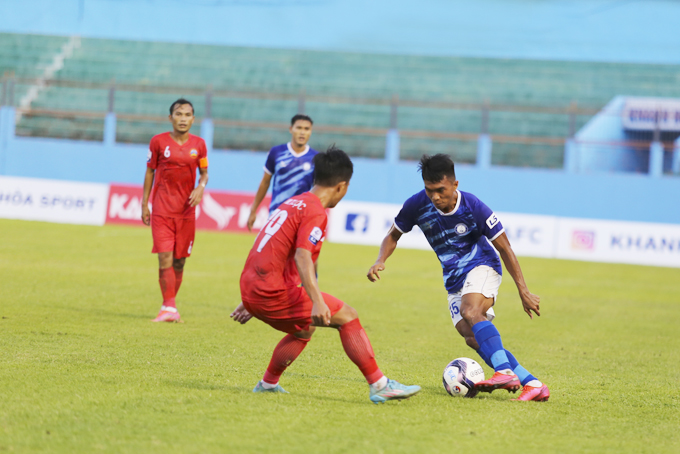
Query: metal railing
1,74,679,175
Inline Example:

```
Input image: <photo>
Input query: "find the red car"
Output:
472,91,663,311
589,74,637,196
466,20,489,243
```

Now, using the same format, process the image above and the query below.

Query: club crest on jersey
190,149,198,158
455,223,469,235
309,227,323,245
164,146,171,158
302,162,311,171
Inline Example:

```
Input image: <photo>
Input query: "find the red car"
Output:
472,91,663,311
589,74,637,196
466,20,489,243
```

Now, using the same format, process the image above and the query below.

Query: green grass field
1,218,679,453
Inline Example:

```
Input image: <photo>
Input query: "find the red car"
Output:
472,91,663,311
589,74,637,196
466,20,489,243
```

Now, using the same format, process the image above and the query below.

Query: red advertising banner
106,184,271,232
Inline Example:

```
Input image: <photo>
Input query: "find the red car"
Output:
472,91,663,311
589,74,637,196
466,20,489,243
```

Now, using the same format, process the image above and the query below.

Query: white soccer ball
442,357,485,398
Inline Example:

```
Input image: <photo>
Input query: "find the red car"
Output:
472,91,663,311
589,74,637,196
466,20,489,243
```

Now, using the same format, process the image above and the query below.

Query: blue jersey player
367,154,550,402
247,114,318,231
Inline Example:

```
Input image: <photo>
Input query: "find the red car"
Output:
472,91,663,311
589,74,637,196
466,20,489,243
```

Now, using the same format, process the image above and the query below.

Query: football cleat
512,383,550,402
151,309,182,323
252,381,289,393
474,371,521,393
369,379,421,404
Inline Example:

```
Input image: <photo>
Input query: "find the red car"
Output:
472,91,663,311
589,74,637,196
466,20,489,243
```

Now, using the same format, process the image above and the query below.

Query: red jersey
240,192,327,302
147,132,208,218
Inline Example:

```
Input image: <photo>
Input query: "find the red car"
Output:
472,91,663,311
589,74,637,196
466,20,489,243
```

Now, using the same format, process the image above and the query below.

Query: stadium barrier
2,176,679,268
0,175,109,225
0,176,270,232
328,200,680,269
105,183,271,232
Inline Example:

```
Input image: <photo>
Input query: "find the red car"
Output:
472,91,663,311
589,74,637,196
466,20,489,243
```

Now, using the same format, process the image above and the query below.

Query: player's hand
246,210,257,232
367,262,385,282
188,185,205,207
311,301,331,326
141,205,151,226
520,290,541,319
230,302,253,324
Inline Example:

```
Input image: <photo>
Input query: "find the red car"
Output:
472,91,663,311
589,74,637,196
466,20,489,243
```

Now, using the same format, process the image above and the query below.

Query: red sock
158,268,176,308
174,268,183,294
263,334,310,384
339,318,383,384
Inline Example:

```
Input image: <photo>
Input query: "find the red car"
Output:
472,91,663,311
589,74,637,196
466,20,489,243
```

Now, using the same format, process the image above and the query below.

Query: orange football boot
152,308,182,323
512,383,550,402
474,371,521,393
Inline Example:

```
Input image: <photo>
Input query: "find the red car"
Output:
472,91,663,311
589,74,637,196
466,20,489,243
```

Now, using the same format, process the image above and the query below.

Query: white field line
15,36,81,123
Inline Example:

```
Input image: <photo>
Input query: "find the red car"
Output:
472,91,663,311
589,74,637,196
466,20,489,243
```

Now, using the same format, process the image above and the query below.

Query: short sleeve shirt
240,192,326,301
394,190,504,293
147,132,208,218
264,143,318,213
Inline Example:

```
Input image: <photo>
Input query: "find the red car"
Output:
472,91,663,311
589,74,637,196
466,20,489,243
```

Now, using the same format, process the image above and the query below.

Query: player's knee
459,305,476,323
173,258,186,271
344,305,358,320
295,327,315,340
465,336,479,350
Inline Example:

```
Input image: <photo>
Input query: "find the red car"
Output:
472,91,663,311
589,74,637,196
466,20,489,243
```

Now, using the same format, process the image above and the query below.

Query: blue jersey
265,143,318,213
394,190,505,293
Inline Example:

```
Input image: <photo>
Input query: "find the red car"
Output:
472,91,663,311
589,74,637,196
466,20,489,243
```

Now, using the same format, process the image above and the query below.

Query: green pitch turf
1,219,678,453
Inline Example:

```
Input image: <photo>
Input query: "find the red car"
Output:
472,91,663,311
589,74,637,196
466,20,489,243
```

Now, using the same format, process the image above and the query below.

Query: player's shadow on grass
166,379,252,394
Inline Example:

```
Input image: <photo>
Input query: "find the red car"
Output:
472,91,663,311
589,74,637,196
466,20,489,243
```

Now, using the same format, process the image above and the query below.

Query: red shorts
242,286,345,334
151,214,195,258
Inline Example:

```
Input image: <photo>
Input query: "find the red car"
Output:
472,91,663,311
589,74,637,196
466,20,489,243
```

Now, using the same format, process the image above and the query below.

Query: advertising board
106,184,271,232
0,176,109,225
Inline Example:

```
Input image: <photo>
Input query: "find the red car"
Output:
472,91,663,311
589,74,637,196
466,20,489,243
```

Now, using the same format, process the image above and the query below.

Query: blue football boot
253,381,289,393
369,379,420,404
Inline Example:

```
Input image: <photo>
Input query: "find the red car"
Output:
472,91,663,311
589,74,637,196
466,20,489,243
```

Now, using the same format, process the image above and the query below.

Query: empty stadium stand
2,32,679,167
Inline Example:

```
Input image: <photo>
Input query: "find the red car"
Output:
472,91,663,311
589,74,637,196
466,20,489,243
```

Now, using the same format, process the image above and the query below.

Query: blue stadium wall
2,134,679,225
1,0,679,64
2,0,680,224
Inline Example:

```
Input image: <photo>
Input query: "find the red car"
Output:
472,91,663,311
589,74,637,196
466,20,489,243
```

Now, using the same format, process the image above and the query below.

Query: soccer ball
442,357,485,398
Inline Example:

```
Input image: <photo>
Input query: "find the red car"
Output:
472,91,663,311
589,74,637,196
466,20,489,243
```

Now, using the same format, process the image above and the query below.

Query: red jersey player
142,98,209,322
230,146,420,403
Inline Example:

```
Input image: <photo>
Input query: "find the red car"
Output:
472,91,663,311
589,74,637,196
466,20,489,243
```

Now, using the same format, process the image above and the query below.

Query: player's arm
188,167,208,207
367,225,403,282
247,172,272,231
491,232,541,319
141,167,155,226
295,247,330,326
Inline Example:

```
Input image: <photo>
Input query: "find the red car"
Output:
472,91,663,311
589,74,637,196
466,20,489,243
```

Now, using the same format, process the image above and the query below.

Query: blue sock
476,349,493,369
504,349,537,386
471,321,512,372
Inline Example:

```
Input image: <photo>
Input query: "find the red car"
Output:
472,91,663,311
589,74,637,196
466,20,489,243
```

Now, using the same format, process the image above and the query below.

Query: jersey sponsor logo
147,149,152,162
455,223,469,235
283,198,307,210
309,226,323,245
164,146,171,158
486,213,499,229
190,149,198,158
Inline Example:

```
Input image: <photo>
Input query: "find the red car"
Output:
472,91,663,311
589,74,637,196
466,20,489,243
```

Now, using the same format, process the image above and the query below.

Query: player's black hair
291,114,313,126
169,98,194,115
313,145,353,186
418,154,456,182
